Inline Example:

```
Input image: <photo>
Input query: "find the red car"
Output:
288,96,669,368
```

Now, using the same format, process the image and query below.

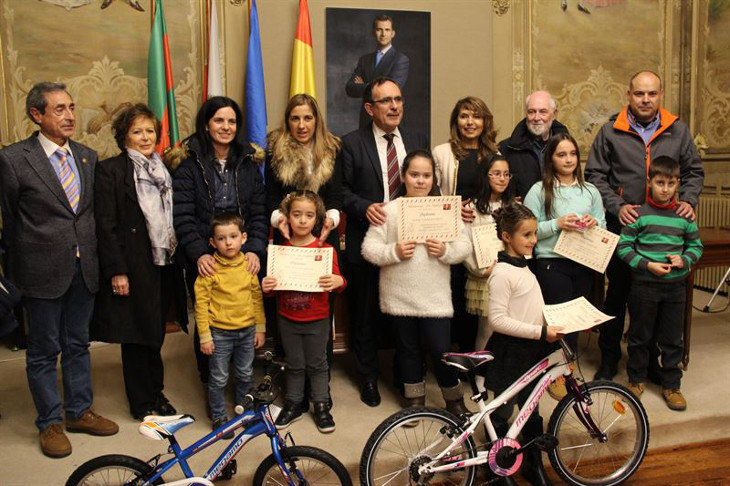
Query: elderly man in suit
340,76,429,406
0,82,118,458
345,14,410,129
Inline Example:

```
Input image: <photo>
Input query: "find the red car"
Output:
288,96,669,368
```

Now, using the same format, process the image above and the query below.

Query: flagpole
203,0,210,100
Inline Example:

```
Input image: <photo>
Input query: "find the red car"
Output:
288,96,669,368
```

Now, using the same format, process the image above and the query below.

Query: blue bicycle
66,352,352,486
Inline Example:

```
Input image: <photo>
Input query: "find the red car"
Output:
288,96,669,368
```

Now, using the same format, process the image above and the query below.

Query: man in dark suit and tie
0,82,118,458
345,14,410,129
340,77,429,406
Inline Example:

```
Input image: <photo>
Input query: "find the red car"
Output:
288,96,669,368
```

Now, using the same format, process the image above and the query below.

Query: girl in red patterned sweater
261,190,346,433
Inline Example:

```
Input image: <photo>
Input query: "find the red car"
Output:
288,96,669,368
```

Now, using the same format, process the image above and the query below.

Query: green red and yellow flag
289,0,316,98
148,0,180,154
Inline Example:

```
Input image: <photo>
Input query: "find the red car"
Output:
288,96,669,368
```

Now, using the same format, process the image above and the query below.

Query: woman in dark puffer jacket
171,96,267,385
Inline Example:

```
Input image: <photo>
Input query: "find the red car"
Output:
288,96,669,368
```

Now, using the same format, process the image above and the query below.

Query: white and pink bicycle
359,340,649,486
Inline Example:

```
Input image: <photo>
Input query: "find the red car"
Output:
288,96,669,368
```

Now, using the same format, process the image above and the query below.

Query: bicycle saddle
138,414,195,440
442,351,494,372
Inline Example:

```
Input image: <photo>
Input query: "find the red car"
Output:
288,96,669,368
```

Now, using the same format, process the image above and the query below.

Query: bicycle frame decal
206,431,257,480
504,356,549,396
191,411,258,455
514,373,552,429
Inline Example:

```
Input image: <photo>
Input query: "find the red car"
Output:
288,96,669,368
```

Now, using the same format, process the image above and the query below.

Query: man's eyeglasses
488,172,512,179
371,96,404,106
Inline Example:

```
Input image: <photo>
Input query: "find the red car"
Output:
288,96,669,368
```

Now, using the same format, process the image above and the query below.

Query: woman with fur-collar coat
265,94,342,246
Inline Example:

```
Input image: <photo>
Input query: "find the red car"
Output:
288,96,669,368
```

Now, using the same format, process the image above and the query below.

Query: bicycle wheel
360,406,477,486
547,380,649,486
65,454,164,486
253,445,352,486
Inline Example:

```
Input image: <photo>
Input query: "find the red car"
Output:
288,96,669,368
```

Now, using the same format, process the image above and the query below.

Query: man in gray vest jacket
585,71,704,382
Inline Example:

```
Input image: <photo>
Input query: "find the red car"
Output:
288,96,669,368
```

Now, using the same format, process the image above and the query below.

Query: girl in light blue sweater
523,133,606,351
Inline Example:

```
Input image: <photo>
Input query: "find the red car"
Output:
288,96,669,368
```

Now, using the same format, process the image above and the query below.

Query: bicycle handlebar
558,337,577,362
233,352,287,414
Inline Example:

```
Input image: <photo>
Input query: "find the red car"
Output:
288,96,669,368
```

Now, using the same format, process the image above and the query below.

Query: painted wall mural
697,0,730,154
511,0,683,156
0,0,203,158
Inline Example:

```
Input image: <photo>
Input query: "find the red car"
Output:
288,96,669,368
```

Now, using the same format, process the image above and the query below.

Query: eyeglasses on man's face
371,96,404,106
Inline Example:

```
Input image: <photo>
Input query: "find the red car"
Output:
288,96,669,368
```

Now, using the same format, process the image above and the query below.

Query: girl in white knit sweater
484,202,563,486
361,150,472,415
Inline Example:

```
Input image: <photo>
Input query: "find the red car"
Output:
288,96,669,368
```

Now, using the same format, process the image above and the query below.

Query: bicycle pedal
534,434,558,452
219,459,237,480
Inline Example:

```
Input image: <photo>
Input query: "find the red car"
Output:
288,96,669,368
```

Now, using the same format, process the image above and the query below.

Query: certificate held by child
397,195,461,242
266,244,333,292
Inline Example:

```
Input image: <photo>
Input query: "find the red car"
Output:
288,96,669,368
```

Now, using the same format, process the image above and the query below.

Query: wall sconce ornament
492,0,510,16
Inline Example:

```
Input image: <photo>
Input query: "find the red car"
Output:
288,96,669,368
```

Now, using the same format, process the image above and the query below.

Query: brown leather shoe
40,423,72,458
547,376,568,400
66,409,119,436
627,382,644,399
662,388,687,411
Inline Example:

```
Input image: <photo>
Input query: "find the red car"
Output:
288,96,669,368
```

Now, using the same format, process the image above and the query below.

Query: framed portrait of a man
325,8,431,137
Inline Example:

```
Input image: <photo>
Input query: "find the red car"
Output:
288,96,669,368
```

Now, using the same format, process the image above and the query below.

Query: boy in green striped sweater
616,156,702,411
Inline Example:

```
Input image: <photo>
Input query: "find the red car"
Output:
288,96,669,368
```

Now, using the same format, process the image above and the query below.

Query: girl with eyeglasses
463,154,516,352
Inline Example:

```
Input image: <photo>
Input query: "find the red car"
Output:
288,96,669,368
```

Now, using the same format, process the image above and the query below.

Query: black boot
155,393,177,416
521,416,552,486
312,401,335,433
484,467,520,486
500,475,520,486
274,401,302,430
521,448,552,486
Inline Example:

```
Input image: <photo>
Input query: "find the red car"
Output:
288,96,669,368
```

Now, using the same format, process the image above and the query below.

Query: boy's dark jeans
627,279,685,389
208,326,255,420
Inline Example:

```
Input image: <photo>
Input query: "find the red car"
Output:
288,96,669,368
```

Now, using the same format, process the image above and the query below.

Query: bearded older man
498,91,570,199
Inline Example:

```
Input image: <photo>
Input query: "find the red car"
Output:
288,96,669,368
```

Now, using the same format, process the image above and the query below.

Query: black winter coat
172,137,267,269
91,153,188,347
498,119,569,200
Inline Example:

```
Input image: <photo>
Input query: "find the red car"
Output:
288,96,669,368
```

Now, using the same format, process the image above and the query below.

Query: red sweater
268,240,346,322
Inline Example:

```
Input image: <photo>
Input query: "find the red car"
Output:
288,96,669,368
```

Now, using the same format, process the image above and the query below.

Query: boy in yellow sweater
194,213,265,436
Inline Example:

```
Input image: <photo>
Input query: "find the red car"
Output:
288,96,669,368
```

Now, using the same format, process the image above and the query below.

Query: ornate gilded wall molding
510,0,528,123
691,0,730,155
553,66,625,154
492,0,510,17
699,66,730,150
512,50,525,115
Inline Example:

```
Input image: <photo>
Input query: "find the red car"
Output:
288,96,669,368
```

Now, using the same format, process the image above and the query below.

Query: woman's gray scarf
127,148,176,265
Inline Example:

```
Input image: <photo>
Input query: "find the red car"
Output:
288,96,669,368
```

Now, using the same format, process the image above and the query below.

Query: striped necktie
55,148,80,213
383,133,400,200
